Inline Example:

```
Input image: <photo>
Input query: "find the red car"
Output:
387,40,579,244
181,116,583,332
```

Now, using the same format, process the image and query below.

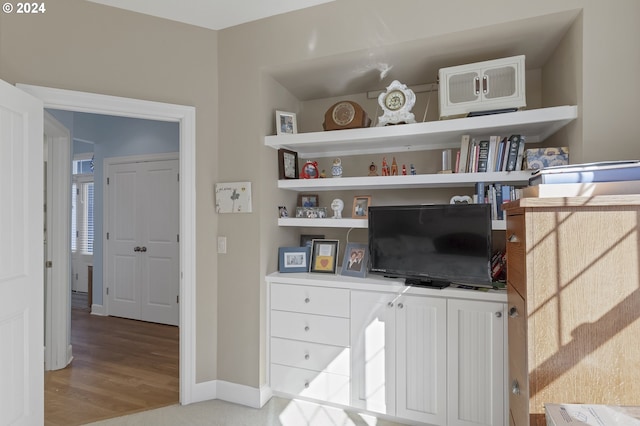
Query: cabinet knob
507,233,520,243
509,306,519,318
397,303,404,309
304,326,310,332
511,380,521,395
387,302,394,308
134,246,141,252
304,354,310,360
304,381,310,389
304,297,310,304
495,311,502,318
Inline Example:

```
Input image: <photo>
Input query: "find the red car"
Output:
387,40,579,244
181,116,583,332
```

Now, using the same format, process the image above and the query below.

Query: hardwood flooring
45,309,179,426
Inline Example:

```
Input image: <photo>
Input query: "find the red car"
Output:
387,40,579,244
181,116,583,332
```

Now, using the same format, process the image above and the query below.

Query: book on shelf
528,160,640,185
476,140,490,172
457,134,470,173
514,136,526,171
505,135,522,171
521,180,640,198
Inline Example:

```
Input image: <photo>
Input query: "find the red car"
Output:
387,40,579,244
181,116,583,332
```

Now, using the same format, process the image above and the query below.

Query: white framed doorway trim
18,84,198,404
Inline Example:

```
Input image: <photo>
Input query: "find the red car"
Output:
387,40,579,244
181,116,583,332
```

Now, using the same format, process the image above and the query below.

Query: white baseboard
188,380,272,409
90,304,106,316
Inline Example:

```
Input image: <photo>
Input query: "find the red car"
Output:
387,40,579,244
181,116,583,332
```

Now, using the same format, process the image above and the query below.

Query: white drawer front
271,282,349,318
271,310,349,347
271,337,350,376
271,364,350,405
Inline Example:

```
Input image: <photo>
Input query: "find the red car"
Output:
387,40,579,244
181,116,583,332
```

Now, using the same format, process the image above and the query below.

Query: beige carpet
87,396,406,426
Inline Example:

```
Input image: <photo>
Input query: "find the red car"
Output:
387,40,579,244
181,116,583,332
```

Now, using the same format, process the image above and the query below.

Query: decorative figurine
410,164,416,175
402,164,407,175
319,169,326,178
368,162,378,176
331,198,344,219
381,157,390,176
391,157,398,176
331,158,343,178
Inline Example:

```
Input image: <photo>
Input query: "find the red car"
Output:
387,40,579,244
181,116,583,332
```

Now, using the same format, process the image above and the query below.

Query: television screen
368,204,492,287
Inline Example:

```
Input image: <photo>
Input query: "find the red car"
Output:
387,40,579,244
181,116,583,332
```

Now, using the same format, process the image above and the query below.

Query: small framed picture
300,234,324,248
278,206,289,218
341,243,368,278
276,110,297,135
298,193,319,207
352,195,372,218
295,206,327,218
278,148,299,179
310,239,339,274
278,246,310,273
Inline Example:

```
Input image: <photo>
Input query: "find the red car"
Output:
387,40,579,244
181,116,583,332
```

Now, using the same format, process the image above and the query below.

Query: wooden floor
45,309,179,426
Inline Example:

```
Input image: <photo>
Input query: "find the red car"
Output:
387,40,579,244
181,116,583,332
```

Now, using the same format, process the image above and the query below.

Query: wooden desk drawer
508,286,529,426
271,283,350,318
506,213,526,298
271,337,350,376
271,364,350,405
271,310,350,347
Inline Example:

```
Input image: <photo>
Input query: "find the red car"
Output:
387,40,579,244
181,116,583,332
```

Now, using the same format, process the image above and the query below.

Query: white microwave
438,55,526,119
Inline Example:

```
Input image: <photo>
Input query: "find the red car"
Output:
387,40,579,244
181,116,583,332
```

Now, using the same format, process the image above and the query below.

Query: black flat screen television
368,204,492,288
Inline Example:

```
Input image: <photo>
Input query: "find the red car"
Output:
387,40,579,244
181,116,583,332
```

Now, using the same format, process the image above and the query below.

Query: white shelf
265,105,578,159
278,170,533,192
278,218,367,228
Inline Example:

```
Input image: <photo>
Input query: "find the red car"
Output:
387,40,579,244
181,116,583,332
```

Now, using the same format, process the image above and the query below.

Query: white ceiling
86,0,335,30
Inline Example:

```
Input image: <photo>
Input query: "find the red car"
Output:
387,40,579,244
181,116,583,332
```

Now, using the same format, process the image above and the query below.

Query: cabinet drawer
271,337,350,376
271,310,350,347
508,286,529,426
271,364,350,405
506,213,526,298
271,282,350,318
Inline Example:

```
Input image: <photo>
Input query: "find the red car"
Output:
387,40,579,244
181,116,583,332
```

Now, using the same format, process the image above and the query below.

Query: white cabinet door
396,294,447,425
448,299,506,426
350,291,396,415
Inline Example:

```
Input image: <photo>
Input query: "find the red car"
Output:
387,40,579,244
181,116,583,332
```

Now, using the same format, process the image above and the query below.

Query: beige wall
2,0,640,392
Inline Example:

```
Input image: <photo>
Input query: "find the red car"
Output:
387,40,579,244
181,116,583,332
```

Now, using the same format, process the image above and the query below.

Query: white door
0,79,44,424
106,158,179,326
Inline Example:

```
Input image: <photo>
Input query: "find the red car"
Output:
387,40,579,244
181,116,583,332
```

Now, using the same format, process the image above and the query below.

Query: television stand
405,278,450,289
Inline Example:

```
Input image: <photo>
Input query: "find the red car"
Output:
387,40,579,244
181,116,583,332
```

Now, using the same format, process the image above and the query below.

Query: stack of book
474,182,522,220
523,160,640,198
455,134,526,173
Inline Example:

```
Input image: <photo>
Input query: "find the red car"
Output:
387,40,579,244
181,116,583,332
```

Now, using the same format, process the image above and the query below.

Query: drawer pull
304,354,310,360
304,381,310,389
509,306,519,318
511,380,521,395
304,326,310,332
387,302,394,308
507,233,520,243
304,297,310,304
495,311,502,318
397,303,404,309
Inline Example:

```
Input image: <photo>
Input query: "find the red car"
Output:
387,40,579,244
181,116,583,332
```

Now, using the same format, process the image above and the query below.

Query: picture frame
340,242,368,278
278,246,311,273
278,206,289,218
300,234,324,248
310,239,339,274
277,148,299,179
298,193,319,207
352,195,372,218
275,110,297,135
295,206,327,218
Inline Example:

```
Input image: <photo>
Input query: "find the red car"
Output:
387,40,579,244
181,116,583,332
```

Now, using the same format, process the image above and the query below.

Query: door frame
18,84,198,404
104,153,179,324
44,111,72,371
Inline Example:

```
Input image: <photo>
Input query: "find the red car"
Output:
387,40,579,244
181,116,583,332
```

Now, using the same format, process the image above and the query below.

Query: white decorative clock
377,80,416,126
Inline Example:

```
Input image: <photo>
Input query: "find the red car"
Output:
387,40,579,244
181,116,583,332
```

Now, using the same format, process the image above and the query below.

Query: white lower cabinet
351,291,447,425
268,277,507,426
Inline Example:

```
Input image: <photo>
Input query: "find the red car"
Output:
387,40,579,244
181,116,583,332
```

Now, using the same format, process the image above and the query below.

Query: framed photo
295,206,327,218
298,193,319,207
276,110,297,135
278,148,298,179
278,206,289,218
352,195,372,218
300,234,324,248
278,246,311,273
341,243,368,278
310,239,339,274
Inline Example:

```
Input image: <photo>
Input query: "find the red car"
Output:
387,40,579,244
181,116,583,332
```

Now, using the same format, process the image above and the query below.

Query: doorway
18,83,198,405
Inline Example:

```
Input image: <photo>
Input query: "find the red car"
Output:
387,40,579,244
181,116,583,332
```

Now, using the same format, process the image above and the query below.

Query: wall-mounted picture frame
277,148,299,179
215,181,252,213
300,234,324,248
352,195,372,218
276,110,297,135
278,246,311,273
310,239,339,274
295,206,327,218
298,193,319,207
340,242,368,278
